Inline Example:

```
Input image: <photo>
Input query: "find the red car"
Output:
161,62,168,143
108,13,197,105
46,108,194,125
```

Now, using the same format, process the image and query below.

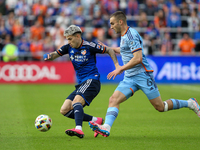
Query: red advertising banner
0,62,75,83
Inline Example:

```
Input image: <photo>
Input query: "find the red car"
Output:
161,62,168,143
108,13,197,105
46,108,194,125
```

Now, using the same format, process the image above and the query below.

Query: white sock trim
75,126,82,131
103,124,111,132
92,117,97,122
164,101,168,112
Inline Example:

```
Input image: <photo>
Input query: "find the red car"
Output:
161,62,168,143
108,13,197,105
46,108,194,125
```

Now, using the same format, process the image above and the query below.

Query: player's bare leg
89,91,126,137
150,96,200,117
65,95,85,138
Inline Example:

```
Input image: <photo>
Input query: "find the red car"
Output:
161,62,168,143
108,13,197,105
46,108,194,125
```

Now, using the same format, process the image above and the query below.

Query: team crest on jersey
129,41,135,45
71,50,74,53
97,44,101,49
81,49,87,55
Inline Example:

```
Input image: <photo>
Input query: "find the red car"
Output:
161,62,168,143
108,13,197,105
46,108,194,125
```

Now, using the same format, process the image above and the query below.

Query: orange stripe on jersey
131,48,142,53
78,40,84,48
141,63,154,72
102,46,106,53
80,40,84,47
57,50,62,56
130,88,134,96
121,27,129,37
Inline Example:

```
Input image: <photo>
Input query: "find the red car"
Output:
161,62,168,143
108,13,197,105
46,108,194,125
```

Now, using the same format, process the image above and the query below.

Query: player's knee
60,108,66,115
109,95,119,106
60,108,71,115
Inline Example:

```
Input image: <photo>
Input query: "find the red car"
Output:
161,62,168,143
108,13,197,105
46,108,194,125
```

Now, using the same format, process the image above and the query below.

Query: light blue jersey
120,27,153,77
115,27,160,100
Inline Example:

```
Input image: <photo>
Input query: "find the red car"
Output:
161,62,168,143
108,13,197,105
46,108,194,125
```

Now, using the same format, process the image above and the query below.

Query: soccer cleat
95,130,108,137
94,117,104,137
89,121,110,137
188,98,200,117
65,128,84,138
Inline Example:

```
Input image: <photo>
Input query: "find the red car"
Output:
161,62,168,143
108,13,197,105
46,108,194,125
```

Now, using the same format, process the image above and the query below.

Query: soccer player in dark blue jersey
43,25,119,138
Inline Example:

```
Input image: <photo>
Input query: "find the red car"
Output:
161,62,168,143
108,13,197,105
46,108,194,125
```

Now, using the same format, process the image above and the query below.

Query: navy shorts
67,79,101,106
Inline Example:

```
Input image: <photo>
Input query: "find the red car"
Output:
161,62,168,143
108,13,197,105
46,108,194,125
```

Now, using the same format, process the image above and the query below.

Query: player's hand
107,66,123,80
43,53,51,60
98,40,108,48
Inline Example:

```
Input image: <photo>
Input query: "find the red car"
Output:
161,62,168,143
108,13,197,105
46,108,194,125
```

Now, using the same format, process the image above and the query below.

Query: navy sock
64,110,92,121
83,114,93,121
64,110,75,119
73,102,84,126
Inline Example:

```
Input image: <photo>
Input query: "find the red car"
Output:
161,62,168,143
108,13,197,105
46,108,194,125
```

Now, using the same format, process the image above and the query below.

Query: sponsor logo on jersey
70,55,74,61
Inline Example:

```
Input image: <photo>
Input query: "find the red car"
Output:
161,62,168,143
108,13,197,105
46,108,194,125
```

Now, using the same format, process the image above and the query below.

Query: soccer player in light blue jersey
89,11,200,137
43,25,119,138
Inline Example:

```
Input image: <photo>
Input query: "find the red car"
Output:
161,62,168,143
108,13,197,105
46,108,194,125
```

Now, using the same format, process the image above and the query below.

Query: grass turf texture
0,84,200,150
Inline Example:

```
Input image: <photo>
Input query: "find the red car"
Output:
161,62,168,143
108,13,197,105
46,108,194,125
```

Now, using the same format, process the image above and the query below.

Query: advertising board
0,62,75,83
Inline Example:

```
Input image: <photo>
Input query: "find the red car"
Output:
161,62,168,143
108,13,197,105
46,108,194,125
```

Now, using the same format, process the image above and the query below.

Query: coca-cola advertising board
0,62,75,83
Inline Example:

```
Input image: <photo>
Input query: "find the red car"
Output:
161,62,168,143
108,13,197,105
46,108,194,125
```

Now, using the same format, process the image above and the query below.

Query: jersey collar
77,39,84,49
121,26,129,37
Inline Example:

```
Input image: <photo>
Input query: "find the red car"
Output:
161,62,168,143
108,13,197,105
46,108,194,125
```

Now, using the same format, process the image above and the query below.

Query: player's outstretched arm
98,40,120,54
43,51,60,61
105,47,119,69
107,50,143,80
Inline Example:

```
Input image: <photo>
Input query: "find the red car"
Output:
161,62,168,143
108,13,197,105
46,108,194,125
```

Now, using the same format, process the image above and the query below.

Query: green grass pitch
0,84,200,150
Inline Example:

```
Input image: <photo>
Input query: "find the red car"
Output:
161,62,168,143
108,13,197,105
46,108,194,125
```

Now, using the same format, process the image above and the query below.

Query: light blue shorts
115,72,160,100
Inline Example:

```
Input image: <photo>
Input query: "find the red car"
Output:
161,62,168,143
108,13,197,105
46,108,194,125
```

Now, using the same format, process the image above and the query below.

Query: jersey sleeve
88,42,106,54
128,32,142,53
56,44,70,56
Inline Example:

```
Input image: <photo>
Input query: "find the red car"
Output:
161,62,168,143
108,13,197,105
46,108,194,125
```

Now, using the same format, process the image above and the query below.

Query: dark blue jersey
56,40,106,84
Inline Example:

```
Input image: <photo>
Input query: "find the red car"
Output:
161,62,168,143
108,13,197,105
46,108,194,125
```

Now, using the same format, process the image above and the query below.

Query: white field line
172,85,200,92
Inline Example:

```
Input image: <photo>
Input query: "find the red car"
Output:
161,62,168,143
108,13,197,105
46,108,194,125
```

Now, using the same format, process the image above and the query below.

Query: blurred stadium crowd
0,0,200,62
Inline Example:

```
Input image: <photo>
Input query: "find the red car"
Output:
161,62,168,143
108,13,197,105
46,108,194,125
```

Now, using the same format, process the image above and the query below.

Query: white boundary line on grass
172,85,200,92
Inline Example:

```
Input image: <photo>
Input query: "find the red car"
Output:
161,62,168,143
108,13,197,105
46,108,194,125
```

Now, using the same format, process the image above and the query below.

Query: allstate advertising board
96,55,200,84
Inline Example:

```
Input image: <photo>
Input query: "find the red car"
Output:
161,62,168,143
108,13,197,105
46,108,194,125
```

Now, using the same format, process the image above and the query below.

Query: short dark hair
73,31,82,36
110,11,127,23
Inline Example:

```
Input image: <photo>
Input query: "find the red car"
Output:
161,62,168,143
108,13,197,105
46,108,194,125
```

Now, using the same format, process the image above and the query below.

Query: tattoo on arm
106,47,118,66
49,51,60,60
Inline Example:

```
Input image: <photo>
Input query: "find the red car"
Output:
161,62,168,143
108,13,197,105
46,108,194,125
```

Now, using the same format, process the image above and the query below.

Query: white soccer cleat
188,98,200,118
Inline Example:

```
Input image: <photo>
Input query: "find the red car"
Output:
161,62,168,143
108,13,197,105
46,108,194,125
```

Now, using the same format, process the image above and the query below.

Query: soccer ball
35,114,52,132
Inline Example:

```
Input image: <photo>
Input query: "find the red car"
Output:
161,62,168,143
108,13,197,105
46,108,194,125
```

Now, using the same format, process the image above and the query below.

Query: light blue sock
104,107,119,127
171,99,188,109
